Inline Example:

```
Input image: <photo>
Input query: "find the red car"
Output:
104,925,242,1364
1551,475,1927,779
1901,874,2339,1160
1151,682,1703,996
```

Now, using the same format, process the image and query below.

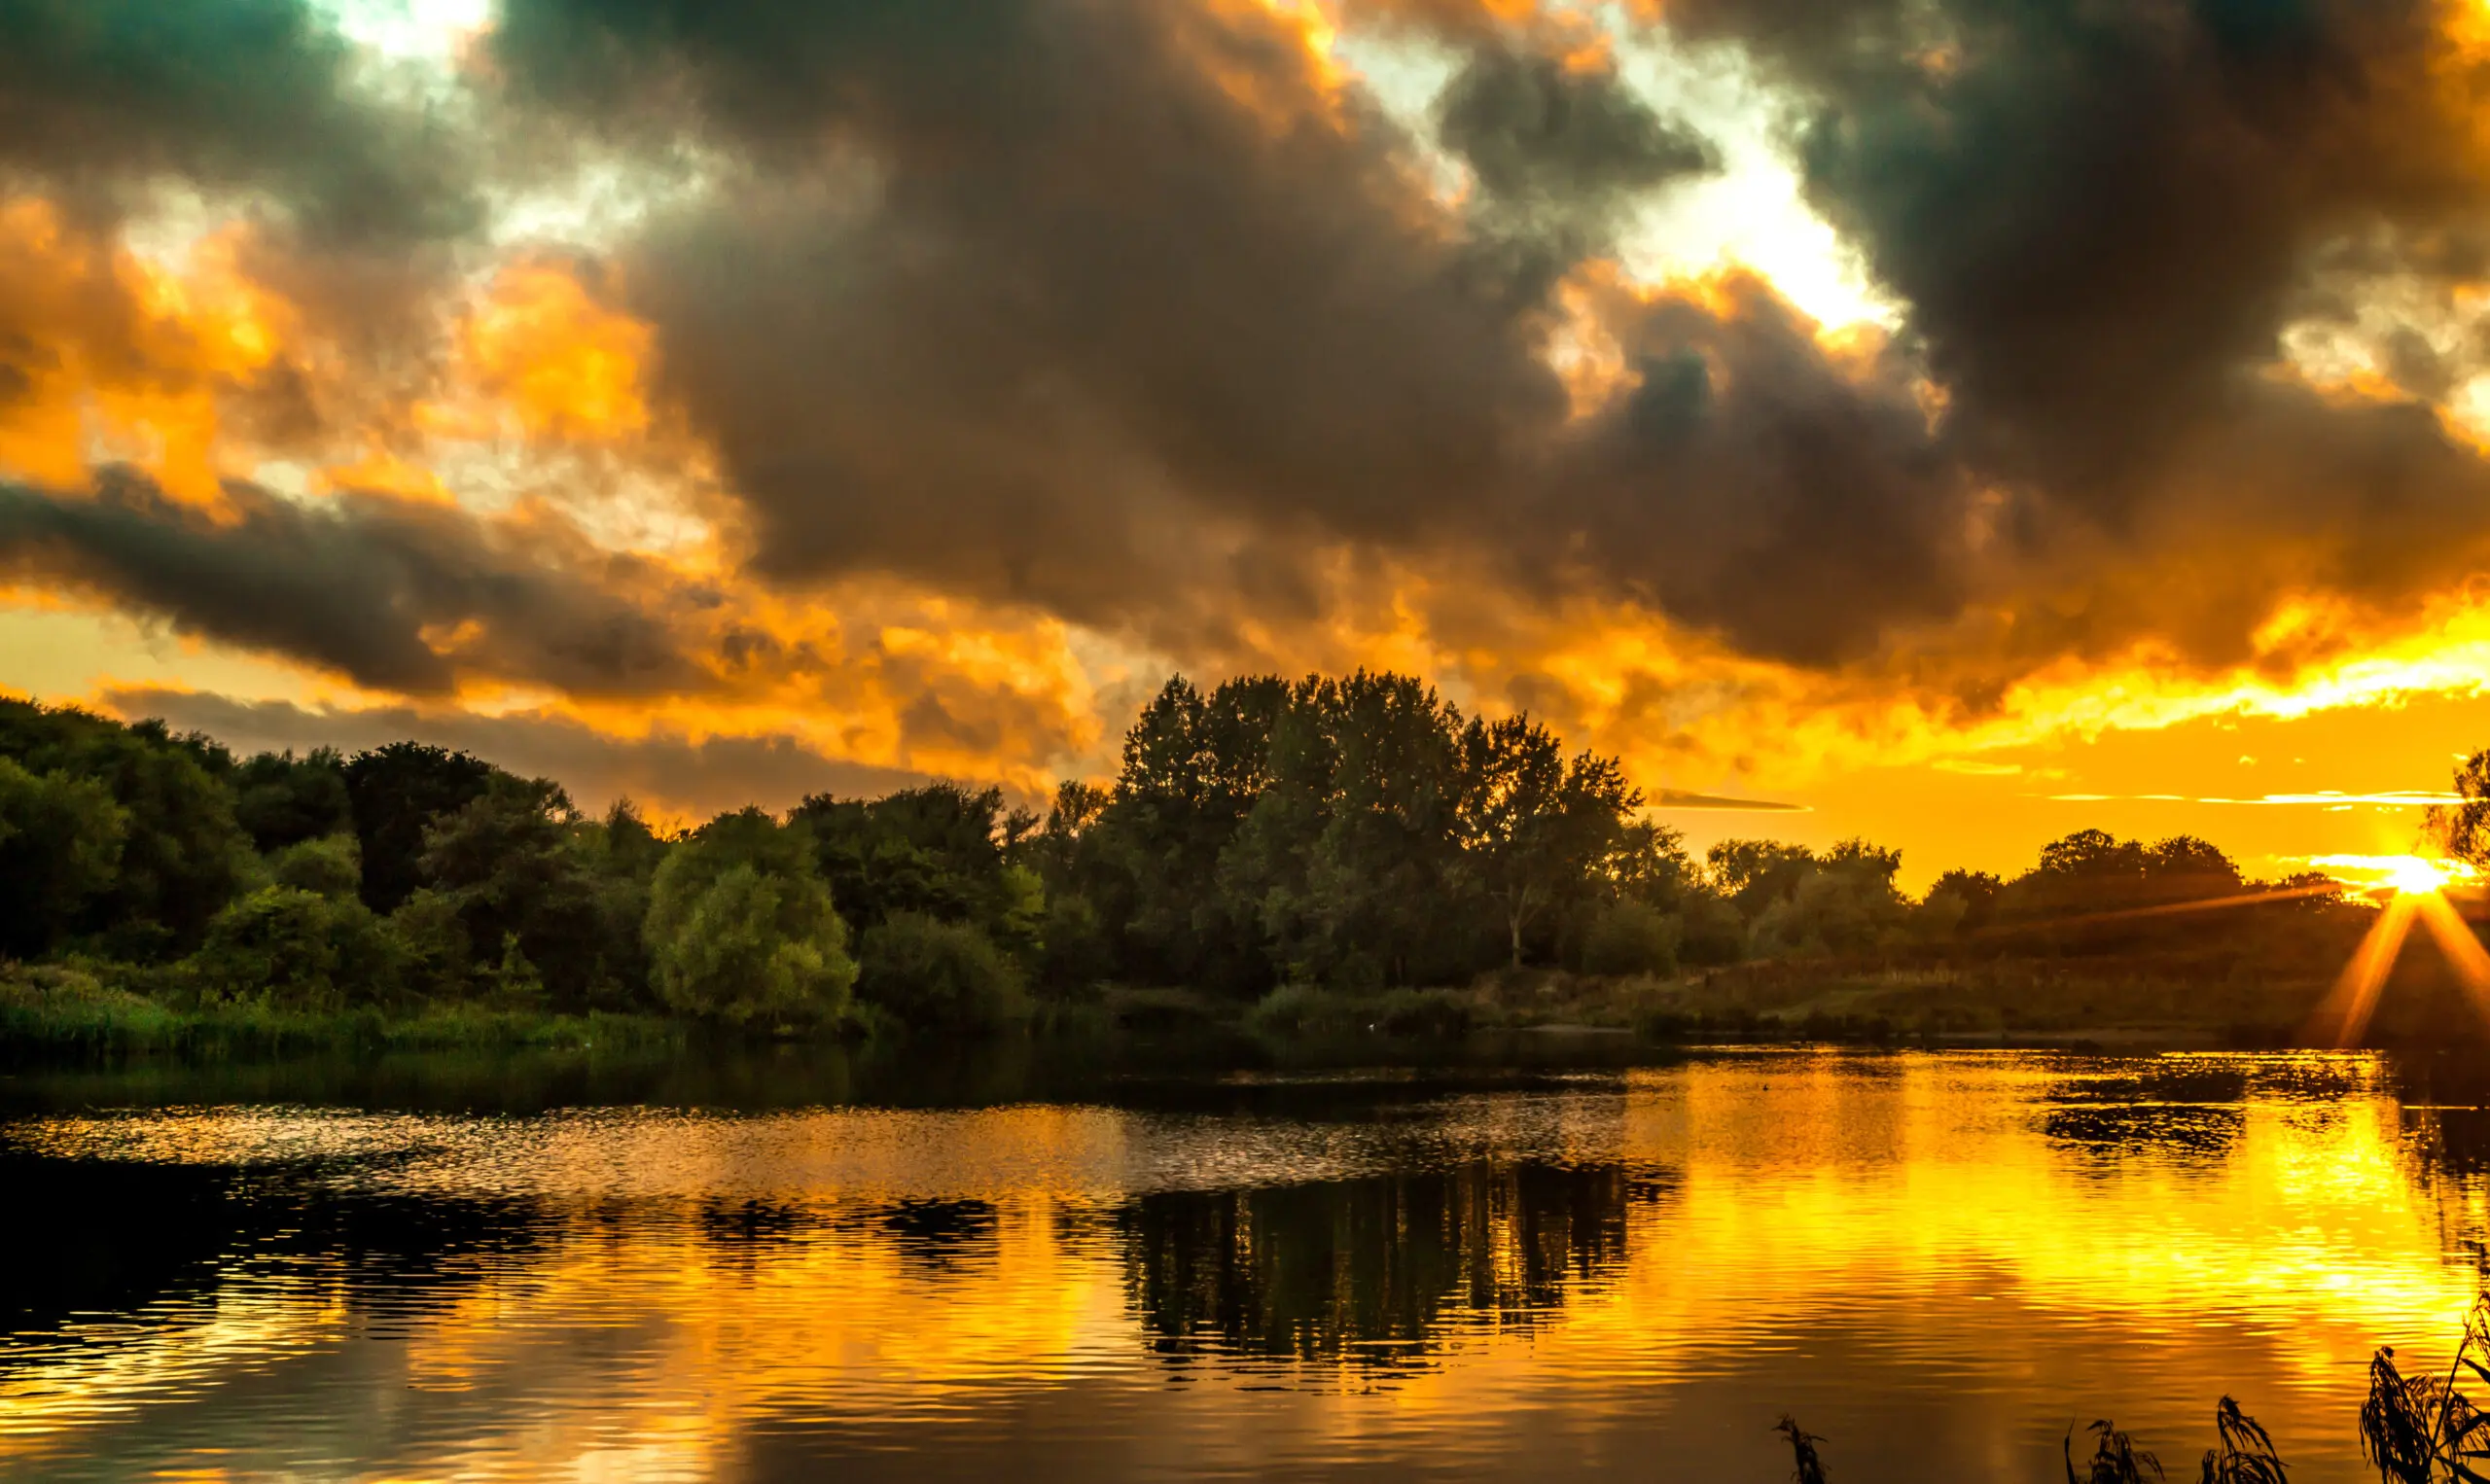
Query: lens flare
2384,856,2458,896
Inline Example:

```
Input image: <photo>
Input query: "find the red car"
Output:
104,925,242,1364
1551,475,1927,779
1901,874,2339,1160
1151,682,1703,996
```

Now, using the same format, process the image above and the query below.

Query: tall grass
2068,1420,2162,1483
1773,1290,2490,1483
1774,1415,1829,1484
2358,1291,2490,1484
0,963,681,1058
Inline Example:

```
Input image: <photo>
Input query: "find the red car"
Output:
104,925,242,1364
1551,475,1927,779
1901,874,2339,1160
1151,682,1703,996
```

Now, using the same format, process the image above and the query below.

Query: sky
7,0,2490,891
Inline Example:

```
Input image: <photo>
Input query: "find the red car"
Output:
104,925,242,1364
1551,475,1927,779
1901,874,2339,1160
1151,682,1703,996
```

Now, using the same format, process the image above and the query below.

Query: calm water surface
3,1048,2487,1482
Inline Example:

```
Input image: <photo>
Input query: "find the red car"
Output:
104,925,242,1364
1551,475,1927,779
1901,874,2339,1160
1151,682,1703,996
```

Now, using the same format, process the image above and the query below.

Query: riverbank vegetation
0,672,2444,1059
1780,1290,2486,1482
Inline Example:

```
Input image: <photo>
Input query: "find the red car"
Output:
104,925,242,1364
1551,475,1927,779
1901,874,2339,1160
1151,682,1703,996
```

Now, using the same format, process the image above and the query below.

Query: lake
3,1047,2486,1482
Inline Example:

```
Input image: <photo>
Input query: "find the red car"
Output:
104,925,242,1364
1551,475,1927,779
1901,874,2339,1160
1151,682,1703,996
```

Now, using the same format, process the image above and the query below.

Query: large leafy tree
0,702,250,957
644,808,855,1028
1454,713,1638,968
0,756,130,958
415,776,632,1009
231,748,353,855
344,742,500,913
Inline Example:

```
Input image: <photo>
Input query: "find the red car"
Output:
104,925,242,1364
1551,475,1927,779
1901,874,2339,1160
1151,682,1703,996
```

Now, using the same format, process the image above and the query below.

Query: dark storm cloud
100,688,943,816
483,0,1961,662
0,0,480,243
0,469,698,695
1550,275,1971,664
494,0,1561,621
1660,0,2489,505
18,0,2467,695
1438,45,1719,240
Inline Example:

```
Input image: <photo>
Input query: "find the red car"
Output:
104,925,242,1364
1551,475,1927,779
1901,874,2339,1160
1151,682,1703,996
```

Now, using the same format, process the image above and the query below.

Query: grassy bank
0,964,683,1059
8,945,2470,1067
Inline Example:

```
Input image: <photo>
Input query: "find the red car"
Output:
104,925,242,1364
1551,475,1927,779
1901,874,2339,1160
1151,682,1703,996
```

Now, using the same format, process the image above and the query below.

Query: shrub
1582,899,1681,976
856,912,1028,1035
0,755,129,956
1375,986,1475,1039
648,858,856,1028
1245,981,1334,1037
268,833,362,900
388,888,473,1000
189,886,397,1010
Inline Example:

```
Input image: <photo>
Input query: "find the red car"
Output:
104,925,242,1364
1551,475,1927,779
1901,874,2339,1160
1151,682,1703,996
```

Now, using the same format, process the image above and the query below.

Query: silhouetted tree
343,742,498,913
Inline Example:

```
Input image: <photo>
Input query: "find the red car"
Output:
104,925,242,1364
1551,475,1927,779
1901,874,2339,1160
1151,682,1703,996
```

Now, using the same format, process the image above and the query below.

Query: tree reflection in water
1121,1161,1670,1368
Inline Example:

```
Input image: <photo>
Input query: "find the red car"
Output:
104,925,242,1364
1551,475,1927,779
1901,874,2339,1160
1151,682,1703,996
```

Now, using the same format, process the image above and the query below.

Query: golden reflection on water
3,1051,2485,1482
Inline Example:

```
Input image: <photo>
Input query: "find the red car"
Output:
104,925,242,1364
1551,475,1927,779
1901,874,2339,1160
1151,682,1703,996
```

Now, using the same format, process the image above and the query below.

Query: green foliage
343,741,499,913
855,911,1029,1034
267,832,361,900
1580,898,1680,976
1675,889,1749,966
1243,981,1333,1037
795,782,1007,923
231,748,351,854
0,701,249,958
1373,986,1474,1038
1748,841,1909,958
645,808,855,1028
414,775,643,1011
1455,711,1641,968
1036,887,1114,993
188,886,396,1011
0,755,130,957
1925,868,2002,935
387,888,472,1000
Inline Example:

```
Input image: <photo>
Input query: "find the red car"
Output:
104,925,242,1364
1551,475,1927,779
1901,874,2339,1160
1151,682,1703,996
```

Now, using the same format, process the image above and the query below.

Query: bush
1677,891,1748,966
1374,986,1475,1039
1581,899,1680,976
387,888,473,1000
1245,981,1333,1037
649,861,855,1028
268,833,362,900
188,886,397,1010
0,755,129,957
856,912,1029,1035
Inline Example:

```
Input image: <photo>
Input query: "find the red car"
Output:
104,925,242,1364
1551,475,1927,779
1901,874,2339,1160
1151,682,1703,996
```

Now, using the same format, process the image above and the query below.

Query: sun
2382,856,2461,896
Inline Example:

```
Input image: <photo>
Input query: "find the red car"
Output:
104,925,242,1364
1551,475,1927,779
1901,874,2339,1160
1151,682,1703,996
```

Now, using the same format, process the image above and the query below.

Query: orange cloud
456,260,654,443
0,199,301,504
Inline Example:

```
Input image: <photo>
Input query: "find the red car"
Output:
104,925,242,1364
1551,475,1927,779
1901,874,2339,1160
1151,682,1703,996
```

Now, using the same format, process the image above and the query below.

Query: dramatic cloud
103,687,946,818
10,0,2490,819
484,0,1960,664
1439,42,1721,275
0,0,480,243
0,468,697,695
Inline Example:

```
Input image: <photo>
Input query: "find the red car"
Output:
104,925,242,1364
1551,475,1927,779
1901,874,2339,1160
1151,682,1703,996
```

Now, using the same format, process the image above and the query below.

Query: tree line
0,674,2364,1034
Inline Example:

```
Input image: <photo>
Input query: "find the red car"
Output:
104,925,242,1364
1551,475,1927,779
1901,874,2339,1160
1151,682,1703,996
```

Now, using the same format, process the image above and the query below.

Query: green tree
231,748,352,855
1453,713,1638,967
856,911,1030,1034
415,776,645,1011
1096,675,1293,991
343,742,499,913
189,886,397,1010
1579,898,1680,976
792,781,1024,932
267,833,361,901
1706,838,1820,920
644,808,855,1027
1748,840,1907,958
1925,867,2004,936
0,701,250,957
0,756,130,958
